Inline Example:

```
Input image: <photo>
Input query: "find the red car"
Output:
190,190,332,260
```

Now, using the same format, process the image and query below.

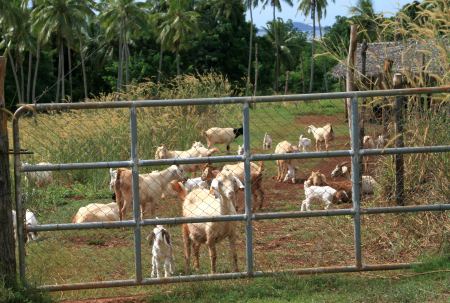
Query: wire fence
11,86,450,291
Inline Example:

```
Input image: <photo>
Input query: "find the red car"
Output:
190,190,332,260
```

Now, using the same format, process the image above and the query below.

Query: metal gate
12,86,450,291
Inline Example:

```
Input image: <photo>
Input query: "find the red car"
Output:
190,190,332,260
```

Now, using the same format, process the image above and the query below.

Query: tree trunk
346,25,358,133
55,47,61,103
273,4,279,92
253,42,258,97
157,44,163,83
60,43,65,102
309,0,316,93
27,52,32,103
318,17,328,92
67,43,72,100
117,36,123,91
284,71,289,95
32,43,40,104
360,40,368,176
125,44,130,88
7,52,23,103
299,54,305,93
20,58,25,103
80,41,88,100
176,50,180,76
0,56,17,288
246,3,254,96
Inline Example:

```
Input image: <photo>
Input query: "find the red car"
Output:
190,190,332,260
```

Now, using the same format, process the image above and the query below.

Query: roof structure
331,40,446,79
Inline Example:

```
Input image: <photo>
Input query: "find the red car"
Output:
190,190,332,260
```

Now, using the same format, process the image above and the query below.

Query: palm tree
262,0,293,92
158,0,199,76
32,0,94,102
349,0,377,41
100,0,148,90
245,0,259,95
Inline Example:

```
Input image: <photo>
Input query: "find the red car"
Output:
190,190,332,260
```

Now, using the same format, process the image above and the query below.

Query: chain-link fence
11,86,450,291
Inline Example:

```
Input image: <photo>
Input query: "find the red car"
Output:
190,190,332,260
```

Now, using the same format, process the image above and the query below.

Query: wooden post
360,40,368,173
393,73,405,206
0,56,17,287
346,25,358,131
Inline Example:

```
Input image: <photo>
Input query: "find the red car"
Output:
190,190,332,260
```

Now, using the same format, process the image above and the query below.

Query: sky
247,0,413,28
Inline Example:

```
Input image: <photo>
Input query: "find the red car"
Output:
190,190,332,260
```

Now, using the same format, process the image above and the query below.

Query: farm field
13,99,449,301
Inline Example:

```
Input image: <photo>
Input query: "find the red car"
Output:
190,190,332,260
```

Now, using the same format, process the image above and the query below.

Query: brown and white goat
274,141,298,183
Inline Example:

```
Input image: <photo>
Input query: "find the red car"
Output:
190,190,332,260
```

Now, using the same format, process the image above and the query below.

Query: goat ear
146,232,155,246
162,229,171,245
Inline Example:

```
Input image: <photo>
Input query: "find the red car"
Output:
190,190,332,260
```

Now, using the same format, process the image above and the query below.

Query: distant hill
256,21,329,38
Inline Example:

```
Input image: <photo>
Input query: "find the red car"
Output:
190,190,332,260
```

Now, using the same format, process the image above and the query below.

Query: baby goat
147,225,174,278
262,133,272,150
301,180,348,211
298,134,312,152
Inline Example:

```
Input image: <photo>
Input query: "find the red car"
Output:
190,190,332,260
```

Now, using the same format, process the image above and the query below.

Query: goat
282,163,296,184
147,224,174,278
204,126,243,153
307,170,328,186
375,134,388,149
301,181,349,211
12,209,38,242
330,162,379,195
298,134,312,152
178,172,242,274
262,133,272,150
363,135,376,173
237,145,244,155
23,162,53,187
205,161,265,210
307,123,334,151
154,142,219,172
72,202,120,223
114,165,186,220
274,141,298,183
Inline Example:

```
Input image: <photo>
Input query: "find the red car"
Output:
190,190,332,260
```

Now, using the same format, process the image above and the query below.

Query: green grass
139,259,450,303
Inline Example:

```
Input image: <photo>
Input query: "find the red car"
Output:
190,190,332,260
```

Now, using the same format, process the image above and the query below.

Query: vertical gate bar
350,96,362,269
130,106,143,283
242,101,254,276
12,118,26,282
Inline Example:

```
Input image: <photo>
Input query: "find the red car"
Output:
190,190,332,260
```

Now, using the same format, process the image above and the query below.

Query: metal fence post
243,101,254,276
350,96,362,269
130,106,143,283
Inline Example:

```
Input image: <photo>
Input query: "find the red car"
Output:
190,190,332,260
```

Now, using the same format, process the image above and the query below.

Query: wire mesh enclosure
11,86,450,291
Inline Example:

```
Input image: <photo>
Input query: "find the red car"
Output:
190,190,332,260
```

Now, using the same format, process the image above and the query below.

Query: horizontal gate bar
27,204,449,232
360,145,450,156
362,204,450,214
37,262,416,292
20,145,449,172
20,86,448,112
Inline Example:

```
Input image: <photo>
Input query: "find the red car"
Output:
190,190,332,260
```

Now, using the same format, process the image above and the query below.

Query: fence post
346,25,357,127
393,74,405,206
350,96,362,269
130,106,143,283
0,56,17,287
243,101,254,276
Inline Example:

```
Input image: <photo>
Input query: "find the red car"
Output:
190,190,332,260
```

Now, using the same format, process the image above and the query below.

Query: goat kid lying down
301,180,349,211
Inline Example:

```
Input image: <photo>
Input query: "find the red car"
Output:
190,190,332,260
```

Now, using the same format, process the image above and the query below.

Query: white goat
12,209,39,242
375,134,388,149
363,135,376,173
237,145,244,155
330,162,379,195
23,162,53,187
114,165,186,220
204,127,243,153
147,225,174,278
154,142,219,172
183,177,209,193
307,123,334,151
262,133,272,150
298,134,312,152
282,163,296,184
177,171,242,274
72,202,120,223
274,141,298,183
301,181,349,211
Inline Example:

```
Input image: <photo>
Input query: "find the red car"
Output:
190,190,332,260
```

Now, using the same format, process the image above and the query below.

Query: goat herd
18,123,388,277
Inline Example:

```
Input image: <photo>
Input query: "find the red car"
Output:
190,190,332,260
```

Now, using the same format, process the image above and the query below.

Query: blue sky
247,0,413,28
